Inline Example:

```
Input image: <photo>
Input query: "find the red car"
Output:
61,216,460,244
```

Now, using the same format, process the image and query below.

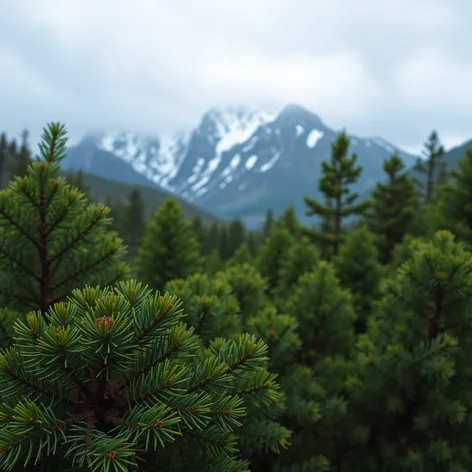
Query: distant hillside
61,170,221,223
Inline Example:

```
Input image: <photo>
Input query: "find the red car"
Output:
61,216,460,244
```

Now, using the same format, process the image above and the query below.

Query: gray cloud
1,0,471,154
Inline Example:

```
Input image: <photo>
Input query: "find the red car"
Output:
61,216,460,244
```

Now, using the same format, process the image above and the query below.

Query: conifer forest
2,121,472,472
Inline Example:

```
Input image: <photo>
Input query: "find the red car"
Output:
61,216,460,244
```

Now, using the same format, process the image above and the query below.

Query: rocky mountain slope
62,104,418,227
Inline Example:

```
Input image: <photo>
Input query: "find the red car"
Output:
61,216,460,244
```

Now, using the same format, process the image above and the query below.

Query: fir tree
347,230,472,471
123,187,145,261
334,224,383,333
279,204,299,238
0,280,290,471
227,219,246,258
263,209,274,238
367,154,418,264
257,220,294,291
0,122,128,315
12,130,31,178
226,242,253,268
437,147,472,247
135,198,202,291
273,236,319,310
304,131,369,256
65,169,91,197
414,130,446,204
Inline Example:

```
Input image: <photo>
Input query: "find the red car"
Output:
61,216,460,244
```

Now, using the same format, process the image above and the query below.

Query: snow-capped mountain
62,104,417,227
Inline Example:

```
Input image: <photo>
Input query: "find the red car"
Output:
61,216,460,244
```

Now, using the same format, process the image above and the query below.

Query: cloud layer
1,0,471,153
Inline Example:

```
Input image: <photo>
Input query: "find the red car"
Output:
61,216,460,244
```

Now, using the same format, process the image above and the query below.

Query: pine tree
276,261,357,471
123,187,145,261
0,132,10,189
273,236,319,310
257,219,294,291
65,169,91,197
304,131,369,257
136,198,202,291
12,129,31,178
437,147,472,247
367,154,418,264
414,130,446,204
334,225,383,333
0,122,128,315
279,204,299,238
346,230,472,471
263,209,274,238
190,215,207,252
227,219,246,258
0,280,290,471
226,242,253,267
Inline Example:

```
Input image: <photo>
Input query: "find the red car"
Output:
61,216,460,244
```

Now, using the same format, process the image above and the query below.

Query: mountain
63,104,417,227
61,170,221,223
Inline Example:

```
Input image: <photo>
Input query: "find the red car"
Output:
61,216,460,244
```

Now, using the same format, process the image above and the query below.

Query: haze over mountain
62,104,417,227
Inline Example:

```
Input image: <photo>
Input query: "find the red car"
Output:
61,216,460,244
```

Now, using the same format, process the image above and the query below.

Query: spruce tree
279,204,300,238
347,230,472,471
190,215,207,252
227,219,246,258
263,209,274,238
136,198,202,292
414,130,446,204
304,131,369,257
0,280,290,471
0,122,128,315
334,224,383,333
12,130,31,178
273,236,319,310
367,154,418,264
437,148,472,247
257,219,294,291
226,242,253,267
123,187,145,261
0,132,10,189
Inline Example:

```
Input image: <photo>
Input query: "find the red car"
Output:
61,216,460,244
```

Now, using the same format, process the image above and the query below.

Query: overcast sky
1,0,471,154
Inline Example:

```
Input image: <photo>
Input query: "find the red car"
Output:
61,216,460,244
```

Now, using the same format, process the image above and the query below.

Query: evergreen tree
190,215,207,252
219,224,231,260
123,187,145,260
257,219,294,291
136,198,202,291
226,242,253,267
347,231,472,471
437,148,472,247
277,261,356,470
304,131,369,257
367,154,418,264
279,204,299,238
64,169,91,197
12,129,31,178
263,209,274,238
227,219,246,258
0,280,290,471
246,231,259,257
203,222,220,256
0,132,10,189
334,224,383,333
0,122,128,315
414,130,446,204
273,236,319,310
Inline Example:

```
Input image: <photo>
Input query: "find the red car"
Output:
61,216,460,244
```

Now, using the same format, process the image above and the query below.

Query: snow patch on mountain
306,129,324,148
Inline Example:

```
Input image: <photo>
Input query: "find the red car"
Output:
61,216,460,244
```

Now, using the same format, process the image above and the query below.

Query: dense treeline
1,123,472,471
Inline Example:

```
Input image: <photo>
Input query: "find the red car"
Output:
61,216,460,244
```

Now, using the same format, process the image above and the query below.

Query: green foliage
367,154,418,263
226,243,253,268
414,130,446,204
437,148,472,247
273,237,319,310
258,220,294,291
334,225,384,332
165,273,242,342
135,198,202,291
0,280,290,471
347,230,472,471
304,131,370,256
288,261,356,365
0,122,128,315
123,188,145,261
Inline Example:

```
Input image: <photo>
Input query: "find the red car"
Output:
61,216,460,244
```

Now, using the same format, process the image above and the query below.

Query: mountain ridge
61,103,418,227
